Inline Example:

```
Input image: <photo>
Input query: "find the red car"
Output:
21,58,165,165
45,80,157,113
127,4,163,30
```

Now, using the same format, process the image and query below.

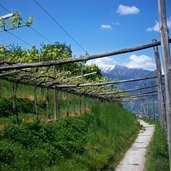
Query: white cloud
117,4,140,15
100,24,113,29
113,22,120,26
86,57,116,69
125,54,156,71
147,16,171,32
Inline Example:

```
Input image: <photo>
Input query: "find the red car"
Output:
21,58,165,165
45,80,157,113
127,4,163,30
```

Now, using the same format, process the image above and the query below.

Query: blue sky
0,0,171,71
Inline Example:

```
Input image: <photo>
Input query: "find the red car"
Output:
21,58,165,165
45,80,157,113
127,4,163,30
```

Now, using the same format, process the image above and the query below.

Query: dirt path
114,120,154,171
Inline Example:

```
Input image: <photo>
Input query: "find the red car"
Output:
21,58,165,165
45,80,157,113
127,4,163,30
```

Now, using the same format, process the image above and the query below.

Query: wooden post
0,79,2,98
152,98,155,120
12,81,19,124
34,86,38,120
53,65,57,120
45,87,50,120
73,95,76,115
54,88,57,120
151,82,156,120
158,0,171,169
67,95,69,117
144,83,149,118
142,103,147,118
153,39,166,127
81,95,85,113
80,95,82,115
54,87,59,119
140,86,146,117
84,95,86,113
57,90,60,118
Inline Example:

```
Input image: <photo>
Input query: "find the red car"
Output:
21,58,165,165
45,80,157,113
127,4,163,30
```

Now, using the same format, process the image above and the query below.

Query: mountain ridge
99,64,157,116
100,64,155,80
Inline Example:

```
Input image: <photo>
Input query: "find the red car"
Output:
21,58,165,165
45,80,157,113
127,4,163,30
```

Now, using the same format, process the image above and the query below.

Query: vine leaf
0,19,5,29
26,16,33,27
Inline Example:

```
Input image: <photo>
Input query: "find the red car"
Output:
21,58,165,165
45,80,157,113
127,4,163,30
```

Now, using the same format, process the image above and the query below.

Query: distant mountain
100,65,156,90
99,65,157,117
100,64,155,80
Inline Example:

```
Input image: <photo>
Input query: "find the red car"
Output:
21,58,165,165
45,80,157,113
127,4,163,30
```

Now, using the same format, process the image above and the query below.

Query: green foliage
0,19,5,29
0,12,33,31
0,43,122,99
40,42,72,61
145,123,169,171
0,98,45,117
6,45,27,63
0,114,93,170
8,12,23,28
3,42,72,64
26,16,33,27
83,64,102,80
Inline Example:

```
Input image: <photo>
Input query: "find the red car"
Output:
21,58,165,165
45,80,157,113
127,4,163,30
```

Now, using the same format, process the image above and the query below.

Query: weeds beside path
145,121,169,171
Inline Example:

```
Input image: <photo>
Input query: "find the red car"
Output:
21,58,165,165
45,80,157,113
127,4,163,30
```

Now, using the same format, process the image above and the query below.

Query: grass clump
145,122,169,171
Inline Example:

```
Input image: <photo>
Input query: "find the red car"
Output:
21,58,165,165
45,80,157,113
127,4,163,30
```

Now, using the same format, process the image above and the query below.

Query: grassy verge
0,80,140,170
0,101,139,171
47,102,140,171
145,120,169,171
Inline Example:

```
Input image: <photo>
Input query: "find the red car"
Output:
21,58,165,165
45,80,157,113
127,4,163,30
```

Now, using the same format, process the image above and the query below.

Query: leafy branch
0,12,33,32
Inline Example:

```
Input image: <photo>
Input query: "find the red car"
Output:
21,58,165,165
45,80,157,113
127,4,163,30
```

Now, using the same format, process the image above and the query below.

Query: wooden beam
55,75,157,88
98,84,157,95
112,92,157,100
0,39,171,71
158,0,171,169
153,39,166,128
110,90,157,99
0,13,15,20
72,71,97,79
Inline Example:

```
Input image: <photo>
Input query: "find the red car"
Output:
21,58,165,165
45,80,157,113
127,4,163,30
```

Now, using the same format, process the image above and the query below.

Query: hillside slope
0,88,139,171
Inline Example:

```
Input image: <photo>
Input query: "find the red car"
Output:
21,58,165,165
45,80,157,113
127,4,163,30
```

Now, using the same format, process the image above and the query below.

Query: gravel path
114,120,154,171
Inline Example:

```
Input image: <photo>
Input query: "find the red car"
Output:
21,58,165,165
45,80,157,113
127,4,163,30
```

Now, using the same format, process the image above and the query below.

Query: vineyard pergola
0,39,169,122
0,0,171,169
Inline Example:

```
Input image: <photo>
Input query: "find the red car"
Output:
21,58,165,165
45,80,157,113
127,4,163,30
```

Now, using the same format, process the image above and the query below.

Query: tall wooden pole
144,83,149,118
151,82,156,120
54,87,57,120
57,91,60,118
12,81,19,124
153,39,166,128
0,79,2,98
158,0,171,169
53,65,57,120
140,85,147,117
34,86,39,120
80,95,82,115
46,87,50,120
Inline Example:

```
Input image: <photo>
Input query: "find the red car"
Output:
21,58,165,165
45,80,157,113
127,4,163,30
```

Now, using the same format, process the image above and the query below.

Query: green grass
46,102,140,171
0,114,93,171
0,80,92,118
145,120,169,171
0,80,140,170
